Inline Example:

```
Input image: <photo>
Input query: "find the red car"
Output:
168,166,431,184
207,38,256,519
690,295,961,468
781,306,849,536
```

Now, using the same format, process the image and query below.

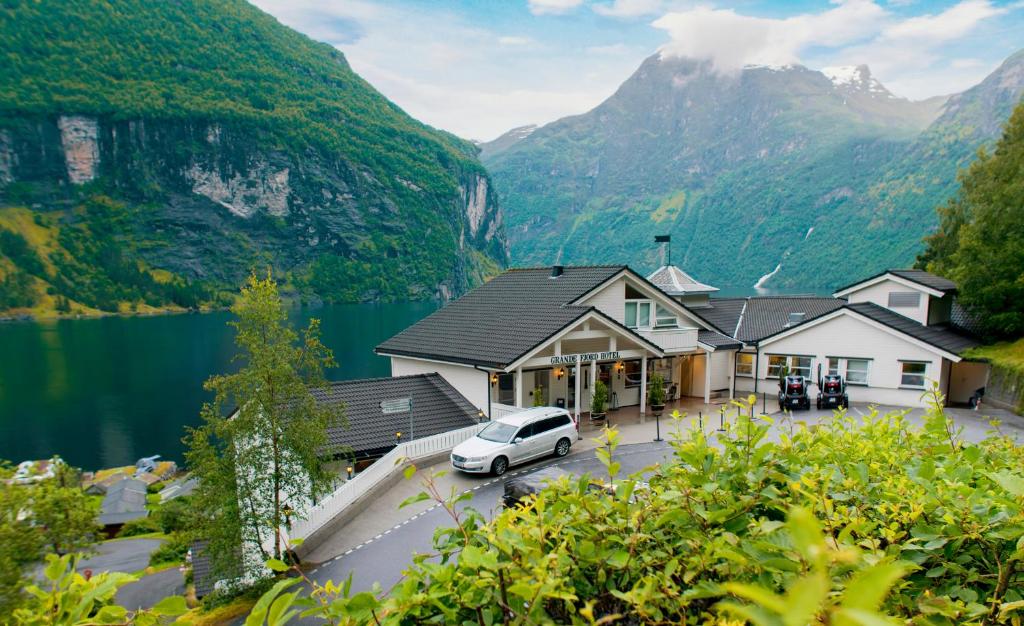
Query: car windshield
477,421,518,443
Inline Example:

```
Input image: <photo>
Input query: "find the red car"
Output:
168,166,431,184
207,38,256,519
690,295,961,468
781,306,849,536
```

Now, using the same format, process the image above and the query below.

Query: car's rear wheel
491,456,509,476
555,438,571,457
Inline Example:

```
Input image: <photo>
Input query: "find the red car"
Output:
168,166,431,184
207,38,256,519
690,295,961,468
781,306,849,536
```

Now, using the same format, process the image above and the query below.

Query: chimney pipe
550,265,564,278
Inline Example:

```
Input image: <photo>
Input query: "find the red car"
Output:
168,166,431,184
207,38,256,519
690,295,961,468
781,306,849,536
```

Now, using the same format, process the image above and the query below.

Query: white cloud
653,1,887,71
593,0,666,18
652,0,1010,99
527,0,585,15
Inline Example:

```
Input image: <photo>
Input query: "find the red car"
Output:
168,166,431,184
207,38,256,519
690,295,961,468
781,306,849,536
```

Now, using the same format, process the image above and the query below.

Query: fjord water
0,302,437,471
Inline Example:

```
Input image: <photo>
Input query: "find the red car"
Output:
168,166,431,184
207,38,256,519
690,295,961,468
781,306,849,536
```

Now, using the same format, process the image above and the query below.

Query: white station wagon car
451,407,577,476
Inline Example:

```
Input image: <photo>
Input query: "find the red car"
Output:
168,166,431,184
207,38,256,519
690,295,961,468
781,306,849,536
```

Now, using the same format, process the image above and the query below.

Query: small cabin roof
647,265,719,295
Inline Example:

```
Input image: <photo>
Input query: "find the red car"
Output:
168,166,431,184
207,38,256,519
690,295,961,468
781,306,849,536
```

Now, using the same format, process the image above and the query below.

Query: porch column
574,361,582,422
515,367,523,408
704,349,712,405
729,350,736,400
590,359,597,408
640,355,647,416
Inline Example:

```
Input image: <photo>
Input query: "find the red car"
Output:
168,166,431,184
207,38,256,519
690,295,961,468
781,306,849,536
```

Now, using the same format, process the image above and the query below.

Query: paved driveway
116,567,186,610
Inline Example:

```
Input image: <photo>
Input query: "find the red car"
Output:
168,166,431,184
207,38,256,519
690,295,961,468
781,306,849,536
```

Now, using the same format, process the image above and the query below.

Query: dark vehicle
969,386,985,409
779,375,811,411
502,468,647,509
502,467,567,509
816,374,849,409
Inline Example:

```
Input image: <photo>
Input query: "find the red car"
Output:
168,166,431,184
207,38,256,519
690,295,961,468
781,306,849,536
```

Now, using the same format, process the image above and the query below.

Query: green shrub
157,497,196,535
148,533,189,568
591,379,608,414
647,372,665,406
265,392,1024,624
116,515,161,538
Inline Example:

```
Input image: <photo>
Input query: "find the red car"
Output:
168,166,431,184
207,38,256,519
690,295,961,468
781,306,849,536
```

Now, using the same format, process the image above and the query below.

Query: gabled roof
376,266,666,368
648,265,718,295
845,302,979,356
834,268,957,297
99,478,149,526
312,373,481,457
687,296,843,344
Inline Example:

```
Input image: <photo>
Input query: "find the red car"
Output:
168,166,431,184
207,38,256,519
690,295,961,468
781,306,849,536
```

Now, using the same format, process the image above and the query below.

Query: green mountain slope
485,52,1022,292
0,0,507,316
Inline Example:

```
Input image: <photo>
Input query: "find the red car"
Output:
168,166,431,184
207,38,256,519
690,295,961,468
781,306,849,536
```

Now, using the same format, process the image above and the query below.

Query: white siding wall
846,279,930,325
584,277,626,323
690,354,707,399
948,361,989,404
390,357,489,414
759,313,948,407
709,350,732,392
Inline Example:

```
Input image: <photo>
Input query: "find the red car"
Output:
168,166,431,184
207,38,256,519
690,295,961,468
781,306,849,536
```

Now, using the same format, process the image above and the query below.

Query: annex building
376,265,987,418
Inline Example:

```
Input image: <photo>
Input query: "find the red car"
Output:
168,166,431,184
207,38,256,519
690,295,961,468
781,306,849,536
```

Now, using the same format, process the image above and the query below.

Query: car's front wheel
491,456,509,476
555,437,571,457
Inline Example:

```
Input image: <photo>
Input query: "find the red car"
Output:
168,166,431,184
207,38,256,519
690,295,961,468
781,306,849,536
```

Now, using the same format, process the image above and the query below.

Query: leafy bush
158,497,196,535
259,393,1024,624
149,533,190,568
591,379,608,414
117,515,162,538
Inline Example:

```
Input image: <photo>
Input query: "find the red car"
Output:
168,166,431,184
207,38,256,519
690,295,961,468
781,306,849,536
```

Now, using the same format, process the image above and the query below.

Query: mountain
484,51,1023,293
0,0,507,316
477,125,538,160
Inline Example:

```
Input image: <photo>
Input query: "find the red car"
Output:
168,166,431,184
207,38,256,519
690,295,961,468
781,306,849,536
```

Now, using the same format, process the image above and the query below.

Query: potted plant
590,380,608,421
648,373,666,414
532,385,545,407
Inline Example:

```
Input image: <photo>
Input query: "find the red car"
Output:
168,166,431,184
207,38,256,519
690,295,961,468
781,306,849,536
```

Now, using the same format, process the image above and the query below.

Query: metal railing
290,423,486,541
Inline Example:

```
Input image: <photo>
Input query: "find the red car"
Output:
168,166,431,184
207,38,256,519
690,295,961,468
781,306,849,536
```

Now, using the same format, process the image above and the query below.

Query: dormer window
787,312,805,326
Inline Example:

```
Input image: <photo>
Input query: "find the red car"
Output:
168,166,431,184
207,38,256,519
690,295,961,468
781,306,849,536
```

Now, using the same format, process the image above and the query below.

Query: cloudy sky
251,0,1023,141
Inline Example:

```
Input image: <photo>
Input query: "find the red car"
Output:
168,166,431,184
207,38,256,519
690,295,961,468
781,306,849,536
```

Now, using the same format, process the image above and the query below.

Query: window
514,424,535,440
888,291,921,308
623,360,642,388
900,362,927,388
532,418,558,435
827,357,840,376
655,304,678,328
625,300,652,329
846,359,870,385
768,355,812,378
497,373,515,404
736,353,754,376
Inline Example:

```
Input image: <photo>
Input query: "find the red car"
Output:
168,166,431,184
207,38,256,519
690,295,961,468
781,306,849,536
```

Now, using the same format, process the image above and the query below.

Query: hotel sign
550,351,620,365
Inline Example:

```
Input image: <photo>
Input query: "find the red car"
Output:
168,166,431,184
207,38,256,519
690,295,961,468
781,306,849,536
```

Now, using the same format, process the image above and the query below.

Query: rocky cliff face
0,0,507,313
0,114,507,305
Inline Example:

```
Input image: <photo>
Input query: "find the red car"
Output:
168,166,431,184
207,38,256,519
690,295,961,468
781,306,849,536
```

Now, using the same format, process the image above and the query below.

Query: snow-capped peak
821,64,893,98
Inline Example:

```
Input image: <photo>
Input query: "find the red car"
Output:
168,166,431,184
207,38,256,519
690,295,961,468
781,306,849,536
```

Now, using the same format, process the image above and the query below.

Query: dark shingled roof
845,302,979,355
951,300,984,335
698,329,743,349
376,266,629,368
688,298,746,336
888,269,957,293
313,373,481,458
835,268,957,295
688,296,843,344
737,297,845,343
190,540,216,599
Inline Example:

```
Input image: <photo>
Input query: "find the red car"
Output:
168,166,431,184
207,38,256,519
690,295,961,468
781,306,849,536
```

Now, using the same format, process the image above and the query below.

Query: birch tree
185,272,342,578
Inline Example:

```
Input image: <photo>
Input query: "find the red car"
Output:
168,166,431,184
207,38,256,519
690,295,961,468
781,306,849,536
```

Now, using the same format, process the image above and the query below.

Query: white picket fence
290,422,487,541
490,402,520,420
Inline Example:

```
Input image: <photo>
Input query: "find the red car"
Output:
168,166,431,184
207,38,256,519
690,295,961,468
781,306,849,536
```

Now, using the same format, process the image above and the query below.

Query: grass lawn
965,338,1024,375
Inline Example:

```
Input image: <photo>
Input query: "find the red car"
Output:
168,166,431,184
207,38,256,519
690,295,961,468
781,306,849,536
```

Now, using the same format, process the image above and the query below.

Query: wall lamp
615,361,625,379
490,373,499,387
554,367,565,380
